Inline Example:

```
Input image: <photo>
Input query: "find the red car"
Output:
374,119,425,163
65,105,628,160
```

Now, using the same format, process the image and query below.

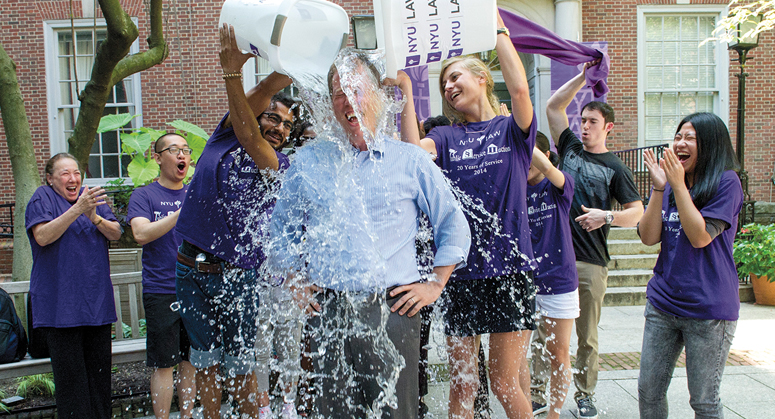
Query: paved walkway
423,302,775,418
153,302,775,418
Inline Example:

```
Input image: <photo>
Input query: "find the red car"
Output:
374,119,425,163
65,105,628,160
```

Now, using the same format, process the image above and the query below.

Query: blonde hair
439,55,501,123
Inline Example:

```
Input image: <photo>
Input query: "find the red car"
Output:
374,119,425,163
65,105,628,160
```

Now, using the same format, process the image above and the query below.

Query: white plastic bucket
219,0,350,78
374,0,498,78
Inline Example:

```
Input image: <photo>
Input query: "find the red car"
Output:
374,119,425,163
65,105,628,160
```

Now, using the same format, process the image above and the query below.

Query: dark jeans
43,325,112,418
309,288,420,419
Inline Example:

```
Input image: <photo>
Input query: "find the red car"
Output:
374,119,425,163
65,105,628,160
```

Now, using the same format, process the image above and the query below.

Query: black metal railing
612,143,669,211
0,203,14,238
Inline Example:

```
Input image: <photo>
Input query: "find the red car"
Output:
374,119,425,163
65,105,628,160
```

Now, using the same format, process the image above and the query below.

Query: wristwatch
497,27,510,37
604,211,614,225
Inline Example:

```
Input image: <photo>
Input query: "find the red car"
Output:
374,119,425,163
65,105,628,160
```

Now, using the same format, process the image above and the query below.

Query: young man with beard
128,133,196,419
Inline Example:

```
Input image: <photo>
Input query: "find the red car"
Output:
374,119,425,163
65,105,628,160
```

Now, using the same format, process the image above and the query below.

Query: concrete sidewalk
423,302,775,418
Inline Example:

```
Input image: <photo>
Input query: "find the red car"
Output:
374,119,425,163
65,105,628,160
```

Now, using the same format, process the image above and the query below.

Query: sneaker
532,401,548,415
576,396,598,419
281,402,298,419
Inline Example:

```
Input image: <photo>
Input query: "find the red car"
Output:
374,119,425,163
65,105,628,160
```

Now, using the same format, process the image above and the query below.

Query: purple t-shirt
127,182,188,294
428,114,537,280
647,170,742,321
527,172,578,295
176,113,289,269
25,185,118,328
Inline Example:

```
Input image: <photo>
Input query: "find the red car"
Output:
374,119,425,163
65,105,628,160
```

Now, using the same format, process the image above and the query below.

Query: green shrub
16,373,55,398
734,223,775,282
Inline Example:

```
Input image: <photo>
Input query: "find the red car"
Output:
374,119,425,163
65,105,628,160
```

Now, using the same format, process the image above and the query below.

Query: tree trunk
0,43,42,282
68,0,168,173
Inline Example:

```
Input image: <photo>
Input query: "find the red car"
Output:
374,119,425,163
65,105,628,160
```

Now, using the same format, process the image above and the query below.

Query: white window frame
241,56,299,98
43,18,142,185
637,5,729,147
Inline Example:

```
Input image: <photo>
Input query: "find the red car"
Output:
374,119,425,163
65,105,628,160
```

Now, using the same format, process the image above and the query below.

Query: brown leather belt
176,251,223,274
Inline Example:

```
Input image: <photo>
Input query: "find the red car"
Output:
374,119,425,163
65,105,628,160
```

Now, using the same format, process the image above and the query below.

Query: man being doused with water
267,50,471,418
174,24,291,418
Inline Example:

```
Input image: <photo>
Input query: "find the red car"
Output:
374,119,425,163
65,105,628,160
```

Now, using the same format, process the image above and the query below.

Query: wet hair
327,50,382,97
581,101,615,125
154,132,187,153
672,112,739,210
535,131,559,167
439,56,500,123
269,91,300,122
423,115,451,134
44,153,80,185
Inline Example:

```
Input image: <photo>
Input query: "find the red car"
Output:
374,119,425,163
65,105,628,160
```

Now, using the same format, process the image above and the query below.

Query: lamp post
728,14,762,229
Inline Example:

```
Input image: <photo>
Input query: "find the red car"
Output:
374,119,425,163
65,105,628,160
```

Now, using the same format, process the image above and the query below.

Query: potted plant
734,223,775,305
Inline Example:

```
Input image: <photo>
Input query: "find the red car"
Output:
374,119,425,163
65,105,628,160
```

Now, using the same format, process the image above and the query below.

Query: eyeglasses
261,112,294,132
156,146,193,155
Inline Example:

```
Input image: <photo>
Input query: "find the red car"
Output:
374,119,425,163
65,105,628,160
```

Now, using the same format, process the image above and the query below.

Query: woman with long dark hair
637,112,742,419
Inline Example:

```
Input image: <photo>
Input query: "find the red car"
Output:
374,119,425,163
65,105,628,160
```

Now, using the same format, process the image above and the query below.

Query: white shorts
535,289,580,320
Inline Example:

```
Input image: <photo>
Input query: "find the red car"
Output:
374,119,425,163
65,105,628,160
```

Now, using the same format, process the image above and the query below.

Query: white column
554,0,581,42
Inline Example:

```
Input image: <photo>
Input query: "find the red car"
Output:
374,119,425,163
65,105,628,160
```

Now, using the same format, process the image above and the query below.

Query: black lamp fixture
351,15,377,50
728,13,762,228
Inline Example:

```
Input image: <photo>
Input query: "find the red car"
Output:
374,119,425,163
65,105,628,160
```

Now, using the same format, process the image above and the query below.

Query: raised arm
384,71,421,146
532,148,565,189
496,10,532,132
219,24,291,171
546,62,595,141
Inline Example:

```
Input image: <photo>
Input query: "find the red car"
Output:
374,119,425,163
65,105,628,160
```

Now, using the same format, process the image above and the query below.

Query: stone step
608,239,660,256
608,254,659,270
603,286,648,306
608,227,640,241
607,269,653,287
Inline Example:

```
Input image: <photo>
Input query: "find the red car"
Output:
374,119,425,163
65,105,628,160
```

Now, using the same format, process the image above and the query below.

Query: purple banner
395,64,431,132
550,41,609,144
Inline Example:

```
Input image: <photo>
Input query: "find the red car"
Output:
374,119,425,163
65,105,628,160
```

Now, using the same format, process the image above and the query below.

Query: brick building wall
582,0,775,202
2,0,774,206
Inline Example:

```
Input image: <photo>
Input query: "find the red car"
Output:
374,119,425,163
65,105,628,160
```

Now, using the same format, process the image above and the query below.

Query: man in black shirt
536,61,643,419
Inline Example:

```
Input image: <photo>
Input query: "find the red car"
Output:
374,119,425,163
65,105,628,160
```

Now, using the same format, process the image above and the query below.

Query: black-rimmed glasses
156,146,193,155
261,112,294,132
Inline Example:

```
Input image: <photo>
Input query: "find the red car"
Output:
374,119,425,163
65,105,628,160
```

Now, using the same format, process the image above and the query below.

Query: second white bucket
219,0,349,78
374,0,498,78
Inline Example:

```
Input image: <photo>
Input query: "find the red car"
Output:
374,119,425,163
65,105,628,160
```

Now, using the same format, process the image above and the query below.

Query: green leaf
186,134,207,163
138,127,167,142
97,113,137,134
121,132,153,155
127,157,159,186
169,120,208,139
184,165,195,183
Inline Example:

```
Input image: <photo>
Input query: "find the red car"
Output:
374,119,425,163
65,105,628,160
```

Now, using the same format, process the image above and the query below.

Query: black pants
42,325,112,418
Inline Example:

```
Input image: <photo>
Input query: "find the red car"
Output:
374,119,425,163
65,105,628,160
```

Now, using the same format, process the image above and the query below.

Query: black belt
177,241,226,274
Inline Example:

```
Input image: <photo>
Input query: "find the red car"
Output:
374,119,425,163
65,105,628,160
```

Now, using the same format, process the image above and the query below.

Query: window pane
681,17,698,39
58,32,73,55
701,66,715,89
646,17,662,41
663,93,678,115
681,66,699,88
91,137,100,154
680,94,698,114
118,79,133,103
62,108,77,132
88,156,102,179
646,43,663,65
647,67,663,89
681,41,698,64
102,155,120,178
700,17,715,38
60,82,76,106
645,93,661,116
664,66,678,88
101,131,119,154
58,57,73,80
698,92,714,111
664,17,679,38
76,30,93,55
663,42,679,65
646,117,662,141
121,155,132,174
662,117,678,140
